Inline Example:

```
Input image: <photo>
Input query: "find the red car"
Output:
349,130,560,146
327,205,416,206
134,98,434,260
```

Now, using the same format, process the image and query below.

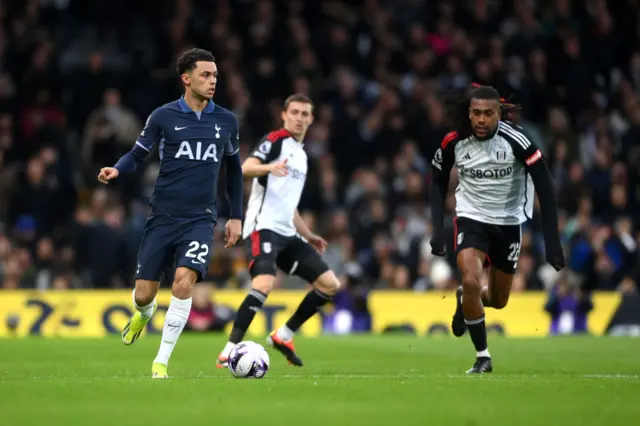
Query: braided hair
444,84,501,140
471,82,523,123
500,100,522,123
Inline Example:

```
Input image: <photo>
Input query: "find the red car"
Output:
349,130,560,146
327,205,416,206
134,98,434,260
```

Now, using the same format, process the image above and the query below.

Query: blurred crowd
0,0,639,297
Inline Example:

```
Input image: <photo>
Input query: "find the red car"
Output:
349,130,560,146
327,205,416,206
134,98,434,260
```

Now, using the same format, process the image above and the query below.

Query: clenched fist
98,167,119,184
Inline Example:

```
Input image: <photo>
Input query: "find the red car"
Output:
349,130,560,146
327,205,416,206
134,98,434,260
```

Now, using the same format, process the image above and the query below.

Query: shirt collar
281,128,304,144
178,96,216,113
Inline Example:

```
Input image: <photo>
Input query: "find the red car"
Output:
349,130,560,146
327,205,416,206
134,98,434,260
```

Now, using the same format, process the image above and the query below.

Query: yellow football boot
121,303,157,345
152,362,168,379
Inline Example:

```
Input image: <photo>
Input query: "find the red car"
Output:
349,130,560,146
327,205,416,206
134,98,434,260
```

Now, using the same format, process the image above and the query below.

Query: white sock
275,325,294,342
132,289,156,320
153,296,192,366
477,349,490,358
221,342,236,358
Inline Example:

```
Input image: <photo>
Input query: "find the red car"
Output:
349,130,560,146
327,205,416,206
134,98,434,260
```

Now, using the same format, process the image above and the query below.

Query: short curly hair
176,48,216,76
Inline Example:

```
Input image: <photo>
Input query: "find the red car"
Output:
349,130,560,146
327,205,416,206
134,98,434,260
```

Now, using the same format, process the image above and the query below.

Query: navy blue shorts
135,213,216,282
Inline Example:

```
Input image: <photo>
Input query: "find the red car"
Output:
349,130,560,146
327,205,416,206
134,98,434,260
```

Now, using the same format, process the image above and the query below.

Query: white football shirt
243,129,308,239
431,121,542,225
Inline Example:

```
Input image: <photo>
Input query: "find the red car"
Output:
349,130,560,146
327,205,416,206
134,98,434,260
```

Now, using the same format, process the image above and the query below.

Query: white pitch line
0,373,638,381
581,374,640,379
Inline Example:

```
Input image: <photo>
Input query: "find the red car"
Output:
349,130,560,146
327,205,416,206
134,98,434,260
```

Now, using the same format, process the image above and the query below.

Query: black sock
465,316,488,354
285,289,332,332
229,289,267,344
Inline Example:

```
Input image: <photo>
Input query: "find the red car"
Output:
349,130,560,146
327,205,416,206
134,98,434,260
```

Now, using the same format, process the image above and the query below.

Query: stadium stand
0,0,638,303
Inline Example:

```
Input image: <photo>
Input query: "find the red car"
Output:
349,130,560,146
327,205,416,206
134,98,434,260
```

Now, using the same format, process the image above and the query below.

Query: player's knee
134,280,158,306
251,264,276,294
172,267,198,298
251,276,275,294
312,271,341,296
461,275,482,294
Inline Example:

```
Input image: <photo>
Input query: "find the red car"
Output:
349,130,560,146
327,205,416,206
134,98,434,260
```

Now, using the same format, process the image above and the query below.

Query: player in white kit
430,85,565,373
217,94,341,368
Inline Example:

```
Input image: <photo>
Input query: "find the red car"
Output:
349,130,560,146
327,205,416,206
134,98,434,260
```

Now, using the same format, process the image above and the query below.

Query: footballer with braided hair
430,84,564,373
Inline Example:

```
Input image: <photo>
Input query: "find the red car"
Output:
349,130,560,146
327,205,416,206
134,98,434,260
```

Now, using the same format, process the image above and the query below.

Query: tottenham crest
262,242,272,253
457,232,464,246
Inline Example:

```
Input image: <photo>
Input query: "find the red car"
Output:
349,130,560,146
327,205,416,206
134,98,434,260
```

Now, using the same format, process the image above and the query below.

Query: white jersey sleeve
249,133,284,164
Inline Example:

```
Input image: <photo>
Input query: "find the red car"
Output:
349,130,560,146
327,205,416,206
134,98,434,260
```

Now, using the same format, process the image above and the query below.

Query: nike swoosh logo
175,126,187,131
191,260,201,264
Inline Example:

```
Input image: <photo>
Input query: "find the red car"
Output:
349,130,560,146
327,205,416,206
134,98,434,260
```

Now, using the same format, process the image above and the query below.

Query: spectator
185,283,235,332
0,0,638,296
545,278,594,335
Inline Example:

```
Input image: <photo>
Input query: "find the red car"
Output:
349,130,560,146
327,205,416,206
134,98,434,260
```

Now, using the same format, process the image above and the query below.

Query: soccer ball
228,341,270,379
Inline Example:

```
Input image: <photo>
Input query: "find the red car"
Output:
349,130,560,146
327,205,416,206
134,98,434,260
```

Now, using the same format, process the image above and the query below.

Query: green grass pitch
0,335,638,426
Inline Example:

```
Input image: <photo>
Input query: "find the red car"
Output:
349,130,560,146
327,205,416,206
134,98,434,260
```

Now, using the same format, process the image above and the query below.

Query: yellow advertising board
0,290,321,338
0,290,621,338
368,291,620,337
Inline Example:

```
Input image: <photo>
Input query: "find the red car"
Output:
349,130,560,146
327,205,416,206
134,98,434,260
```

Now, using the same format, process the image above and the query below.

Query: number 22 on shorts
185,241,209,264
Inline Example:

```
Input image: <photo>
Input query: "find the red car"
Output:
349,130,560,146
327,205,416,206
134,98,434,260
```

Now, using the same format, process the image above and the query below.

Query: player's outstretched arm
243,136,288,177
429,132,457,256
97,166,120,184
98,146,147,183
112,146,148,174
242,157,288,178
98,109,163,184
